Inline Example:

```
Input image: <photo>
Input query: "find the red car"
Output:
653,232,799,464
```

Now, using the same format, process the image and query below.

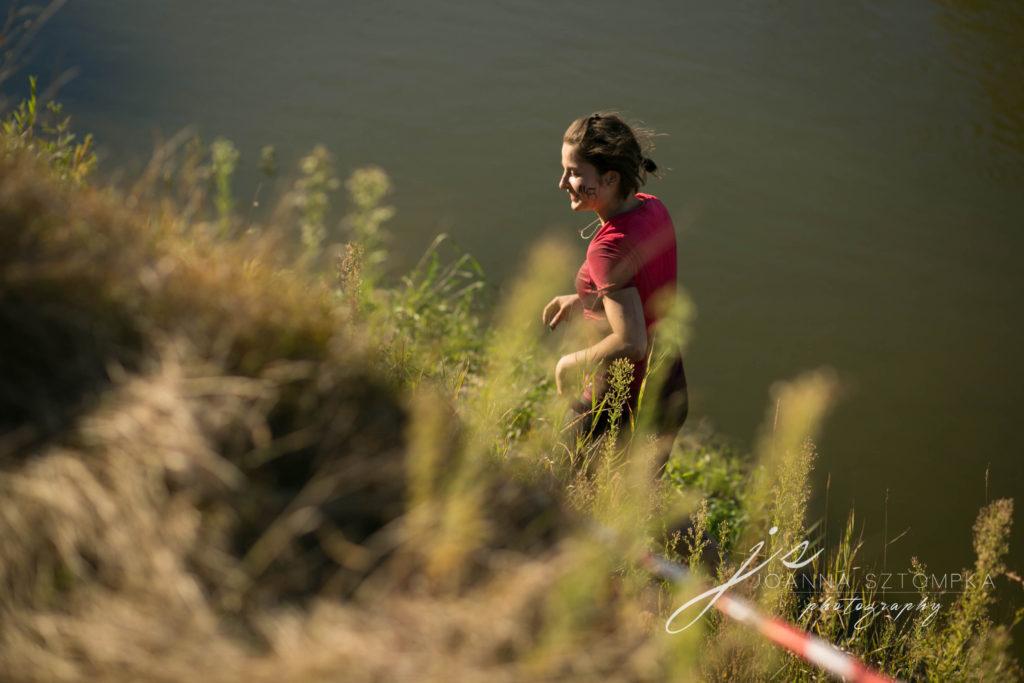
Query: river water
18,1,1024,578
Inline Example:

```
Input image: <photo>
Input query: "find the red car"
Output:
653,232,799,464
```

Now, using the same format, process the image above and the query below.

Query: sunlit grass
0,81,1020,681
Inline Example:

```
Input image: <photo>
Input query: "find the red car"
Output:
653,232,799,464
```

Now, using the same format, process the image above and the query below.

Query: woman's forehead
561,143,587,167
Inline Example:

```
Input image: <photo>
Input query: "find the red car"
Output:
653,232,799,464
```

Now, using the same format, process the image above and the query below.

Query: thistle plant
292,145,340,266
2,83,1020,681
600,357,634,462
210,137,238,236
344,165,394,287
249,144,277,211
258,144,277,177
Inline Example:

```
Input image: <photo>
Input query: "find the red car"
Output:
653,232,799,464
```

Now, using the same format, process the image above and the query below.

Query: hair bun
642,157,658,173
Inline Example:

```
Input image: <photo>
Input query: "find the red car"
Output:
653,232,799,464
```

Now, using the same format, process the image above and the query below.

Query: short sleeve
587,235,636,296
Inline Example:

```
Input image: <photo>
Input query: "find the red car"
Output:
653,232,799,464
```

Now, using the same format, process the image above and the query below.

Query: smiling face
559,142,618,213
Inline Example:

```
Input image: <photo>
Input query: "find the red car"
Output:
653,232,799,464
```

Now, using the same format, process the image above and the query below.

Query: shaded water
18,1,1024,577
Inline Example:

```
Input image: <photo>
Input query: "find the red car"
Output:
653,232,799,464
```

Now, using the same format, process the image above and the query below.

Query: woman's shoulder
613,193,671,230
591,193,670,244
635,192,668,215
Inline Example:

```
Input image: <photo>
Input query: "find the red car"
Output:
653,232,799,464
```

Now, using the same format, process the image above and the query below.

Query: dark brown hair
563,112,658,200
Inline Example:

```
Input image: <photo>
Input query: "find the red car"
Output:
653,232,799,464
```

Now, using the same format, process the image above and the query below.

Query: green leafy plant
291,145,340,266
210,137,239,236
2,88,1020,682
1,75,96,183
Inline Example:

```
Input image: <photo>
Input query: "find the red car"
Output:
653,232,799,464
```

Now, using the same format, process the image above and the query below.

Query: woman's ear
601,170,620,188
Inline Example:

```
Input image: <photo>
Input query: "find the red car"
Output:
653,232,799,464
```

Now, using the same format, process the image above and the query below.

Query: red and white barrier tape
601,533,900,682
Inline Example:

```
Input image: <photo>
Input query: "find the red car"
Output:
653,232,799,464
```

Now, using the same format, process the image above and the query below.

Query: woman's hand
552,288,648,398
555,353,576,395
542,293,581,330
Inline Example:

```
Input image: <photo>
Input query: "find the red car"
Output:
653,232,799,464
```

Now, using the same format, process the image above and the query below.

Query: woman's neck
596,194,641,223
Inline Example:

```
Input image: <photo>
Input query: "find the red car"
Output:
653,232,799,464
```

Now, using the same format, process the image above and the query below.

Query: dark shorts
566,355,688,469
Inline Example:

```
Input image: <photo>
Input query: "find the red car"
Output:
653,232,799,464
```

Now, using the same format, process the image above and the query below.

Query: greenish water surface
18,0,1024,581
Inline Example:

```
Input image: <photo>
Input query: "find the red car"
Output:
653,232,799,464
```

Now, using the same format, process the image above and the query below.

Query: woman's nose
558,173,568,190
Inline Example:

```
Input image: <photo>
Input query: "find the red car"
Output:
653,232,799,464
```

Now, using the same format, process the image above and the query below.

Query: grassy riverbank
0,84,1020,681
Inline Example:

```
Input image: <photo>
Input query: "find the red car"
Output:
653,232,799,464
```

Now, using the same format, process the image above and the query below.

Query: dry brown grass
0,145,703,682
2,121,1019,680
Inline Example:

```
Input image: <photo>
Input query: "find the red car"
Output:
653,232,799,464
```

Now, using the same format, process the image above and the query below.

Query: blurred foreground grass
0,80,1020,681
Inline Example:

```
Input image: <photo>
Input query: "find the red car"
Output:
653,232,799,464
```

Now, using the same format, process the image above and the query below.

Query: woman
542,112,687,471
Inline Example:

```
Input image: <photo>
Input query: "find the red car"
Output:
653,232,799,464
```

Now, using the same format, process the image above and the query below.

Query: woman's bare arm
555,287,648,394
